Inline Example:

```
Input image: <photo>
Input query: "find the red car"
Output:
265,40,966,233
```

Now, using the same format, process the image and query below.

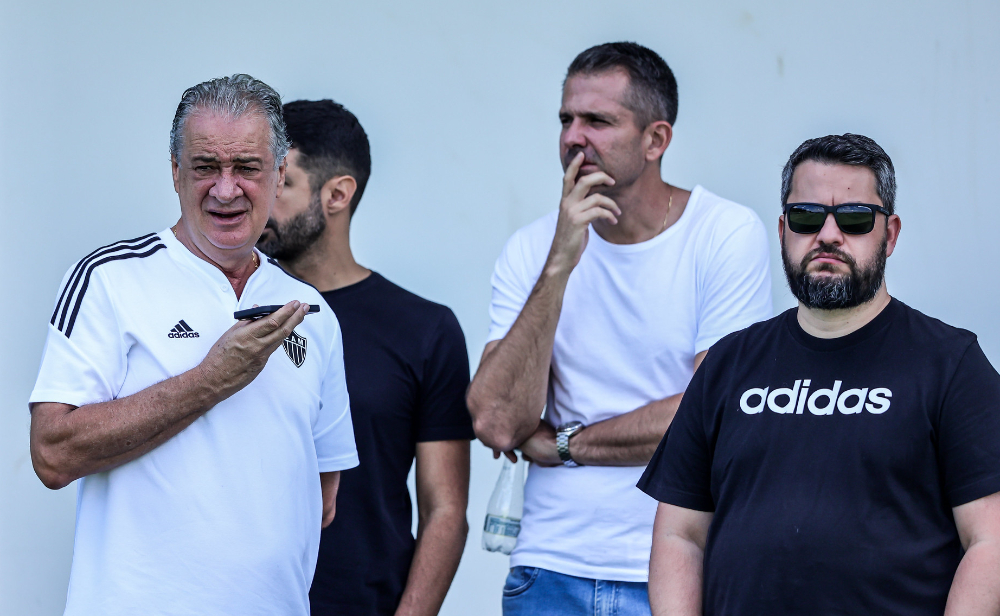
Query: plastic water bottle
482,455,525,554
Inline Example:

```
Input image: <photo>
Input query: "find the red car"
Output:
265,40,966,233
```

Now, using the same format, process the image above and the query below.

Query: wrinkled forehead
182,108,274,162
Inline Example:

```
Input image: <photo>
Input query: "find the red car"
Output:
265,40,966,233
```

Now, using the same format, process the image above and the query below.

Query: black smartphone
234,304,321,320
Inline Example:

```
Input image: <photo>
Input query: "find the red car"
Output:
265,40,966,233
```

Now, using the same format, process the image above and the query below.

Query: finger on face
572,171,615,196
562,152,586,192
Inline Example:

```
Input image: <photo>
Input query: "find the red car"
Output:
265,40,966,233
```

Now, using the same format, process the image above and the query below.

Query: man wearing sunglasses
640,133,1000,615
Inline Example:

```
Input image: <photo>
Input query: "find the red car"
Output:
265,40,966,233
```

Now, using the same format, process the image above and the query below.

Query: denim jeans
502,566,651,616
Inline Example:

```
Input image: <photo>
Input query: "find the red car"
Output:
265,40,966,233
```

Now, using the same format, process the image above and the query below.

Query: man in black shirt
639,133,1000,615
257,99,474,616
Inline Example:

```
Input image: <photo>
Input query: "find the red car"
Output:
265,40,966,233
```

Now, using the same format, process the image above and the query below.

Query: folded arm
519,351,707,466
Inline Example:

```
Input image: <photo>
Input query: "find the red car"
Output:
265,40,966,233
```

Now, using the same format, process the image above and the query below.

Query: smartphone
234,304,321,320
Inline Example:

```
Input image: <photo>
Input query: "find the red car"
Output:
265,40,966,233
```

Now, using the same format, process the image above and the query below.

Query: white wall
1,1,998,614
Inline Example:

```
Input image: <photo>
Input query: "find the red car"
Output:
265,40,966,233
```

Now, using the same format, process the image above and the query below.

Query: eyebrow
559,110,618,123
189,155,263,164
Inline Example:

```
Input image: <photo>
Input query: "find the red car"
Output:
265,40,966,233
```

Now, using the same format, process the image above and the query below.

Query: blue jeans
502,566,651,616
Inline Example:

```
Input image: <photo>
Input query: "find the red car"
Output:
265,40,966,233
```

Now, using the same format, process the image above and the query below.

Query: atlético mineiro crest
283,330,307,367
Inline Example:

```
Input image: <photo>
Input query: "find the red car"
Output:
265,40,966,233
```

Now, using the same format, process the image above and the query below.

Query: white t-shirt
30,229,359,616
487,186,773,581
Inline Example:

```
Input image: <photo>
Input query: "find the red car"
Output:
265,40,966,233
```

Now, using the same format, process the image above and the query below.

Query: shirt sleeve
637,356,716,512
937,340,1000,507
415,308,475,442
486,231,534,344
313,322,360,472
30,265,128,408
695,208,773,353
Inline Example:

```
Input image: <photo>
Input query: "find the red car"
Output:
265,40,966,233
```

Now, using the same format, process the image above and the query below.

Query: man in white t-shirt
28,74,359,616
466,42,772,615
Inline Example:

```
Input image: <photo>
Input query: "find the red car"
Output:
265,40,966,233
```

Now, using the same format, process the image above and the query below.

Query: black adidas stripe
178,320,193,332
52,234,161,331
55,238,166,338
266,256,321,292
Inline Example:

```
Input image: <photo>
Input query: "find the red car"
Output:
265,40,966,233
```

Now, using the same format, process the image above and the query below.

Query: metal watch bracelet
555,421,584,467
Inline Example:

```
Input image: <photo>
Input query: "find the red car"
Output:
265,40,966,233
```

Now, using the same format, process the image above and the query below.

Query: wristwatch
556,421,585,467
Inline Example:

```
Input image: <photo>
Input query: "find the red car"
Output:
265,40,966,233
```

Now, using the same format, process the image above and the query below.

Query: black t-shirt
310,273,474,616
638,298,1000,616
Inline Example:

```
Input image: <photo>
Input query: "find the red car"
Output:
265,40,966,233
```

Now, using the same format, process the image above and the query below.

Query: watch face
557,421,584,434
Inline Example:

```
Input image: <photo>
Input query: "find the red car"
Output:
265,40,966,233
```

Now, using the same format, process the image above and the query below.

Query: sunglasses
784,202,890,235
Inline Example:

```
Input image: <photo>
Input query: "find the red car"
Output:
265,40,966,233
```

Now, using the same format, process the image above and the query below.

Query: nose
815,212,845,245
561,118,587,150
209,168,243,204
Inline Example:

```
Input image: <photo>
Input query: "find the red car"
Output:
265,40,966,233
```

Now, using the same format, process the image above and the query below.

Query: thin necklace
170,225,259,269
660,186,675,233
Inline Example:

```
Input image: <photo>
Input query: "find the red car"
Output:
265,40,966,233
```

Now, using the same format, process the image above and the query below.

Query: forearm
570,393,682,466
30,365,220,489
944,540,1000,615
649,534,704,616
395,506,469,616
468,267,570,450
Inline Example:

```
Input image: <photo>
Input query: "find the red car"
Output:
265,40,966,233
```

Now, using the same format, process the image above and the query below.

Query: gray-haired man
28,74,358,615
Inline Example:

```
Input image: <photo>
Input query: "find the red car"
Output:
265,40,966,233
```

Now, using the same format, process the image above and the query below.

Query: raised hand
546,152,621,275
198,301,310,400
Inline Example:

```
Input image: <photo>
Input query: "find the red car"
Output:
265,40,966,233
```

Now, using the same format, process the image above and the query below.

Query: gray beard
781,234,887,310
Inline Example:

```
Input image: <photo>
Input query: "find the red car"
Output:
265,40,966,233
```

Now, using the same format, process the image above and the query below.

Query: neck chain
170,225,259,270
660,185,675,233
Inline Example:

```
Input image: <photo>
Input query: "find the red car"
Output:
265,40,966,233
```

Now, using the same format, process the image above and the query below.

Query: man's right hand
546,152,621,275
197,301,310,402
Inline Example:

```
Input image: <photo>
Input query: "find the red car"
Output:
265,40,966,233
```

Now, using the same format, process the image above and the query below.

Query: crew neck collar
589,185,702,254
320,271,380,297
785,297,901,352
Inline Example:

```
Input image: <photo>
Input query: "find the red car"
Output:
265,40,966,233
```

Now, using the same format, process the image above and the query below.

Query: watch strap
556,428,581,467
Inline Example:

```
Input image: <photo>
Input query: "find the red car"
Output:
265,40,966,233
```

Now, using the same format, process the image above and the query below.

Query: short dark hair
566,42,679,127
781,133,897,215
281,99,371,216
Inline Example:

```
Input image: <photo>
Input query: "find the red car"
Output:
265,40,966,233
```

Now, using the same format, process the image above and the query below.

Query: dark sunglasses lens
835,206,875,234
787,205,826,233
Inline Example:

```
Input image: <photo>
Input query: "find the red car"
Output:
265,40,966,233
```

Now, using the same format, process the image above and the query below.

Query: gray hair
169,74,290,170
780,133,897,214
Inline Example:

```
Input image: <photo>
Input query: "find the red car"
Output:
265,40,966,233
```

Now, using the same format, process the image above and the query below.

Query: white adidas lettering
739,381,892,415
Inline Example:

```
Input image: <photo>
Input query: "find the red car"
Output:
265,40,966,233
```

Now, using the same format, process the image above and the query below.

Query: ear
884,214,901,258
644,120,673,162
171,155,181,194
275,156,287,198
778,213,785,245
320,175,358,217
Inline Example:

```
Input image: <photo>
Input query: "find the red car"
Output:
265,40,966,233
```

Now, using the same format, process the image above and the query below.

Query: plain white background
1,1,998,614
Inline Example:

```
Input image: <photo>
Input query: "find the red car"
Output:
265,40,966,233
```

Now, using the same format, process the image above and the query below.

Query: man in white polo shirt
466,43,772,615
28,74,358,616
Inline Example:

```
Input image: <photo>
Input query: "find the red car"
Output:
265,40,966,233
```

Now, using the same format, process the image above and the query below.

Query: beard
781,234,887,310
256,192,326,262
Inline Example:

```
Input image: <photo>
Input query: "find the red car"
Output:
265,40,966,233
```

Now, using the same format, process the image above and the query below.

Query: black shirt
310,273,474,616
638,298,1000,616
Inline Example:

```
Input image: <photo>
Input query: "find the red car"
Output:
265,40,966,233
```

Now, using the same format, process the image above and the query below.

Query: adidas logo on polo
168,320,200,339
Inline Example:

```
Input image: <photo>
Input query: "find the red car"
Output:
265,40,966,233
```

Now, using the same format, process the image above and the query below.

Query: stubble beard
256,192,327,262
781,233,888,310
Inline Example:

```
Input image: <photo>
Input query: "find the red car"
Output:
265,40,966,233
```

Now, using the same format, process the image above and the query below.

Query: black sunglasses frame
783,202,891,235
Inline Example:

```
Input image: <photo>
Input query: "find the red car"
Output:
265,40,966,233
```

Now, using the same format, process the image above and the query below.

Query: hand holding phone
234,304,320,320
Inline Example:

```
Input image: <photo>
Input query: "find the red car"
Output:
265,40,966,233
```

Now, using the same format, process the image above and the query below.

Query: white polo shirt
30,229,359,616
